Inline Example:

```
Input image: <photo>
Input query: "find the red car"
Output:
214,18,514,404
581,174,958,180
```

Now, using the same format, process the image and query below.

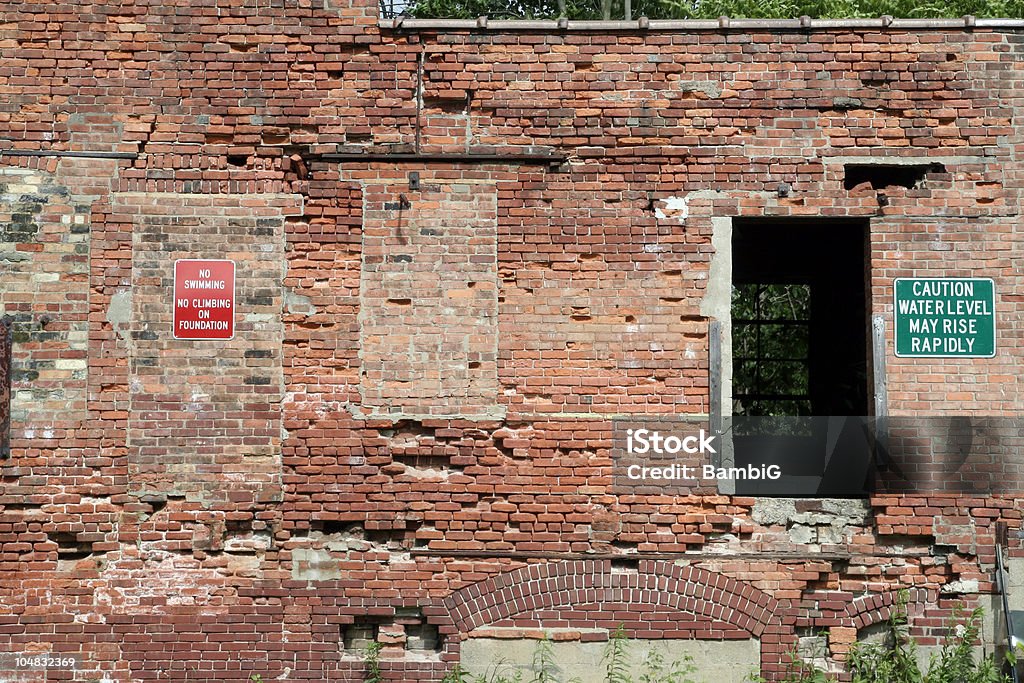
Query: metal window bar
732,393,812,401
734,283,812,416
733,319,810,326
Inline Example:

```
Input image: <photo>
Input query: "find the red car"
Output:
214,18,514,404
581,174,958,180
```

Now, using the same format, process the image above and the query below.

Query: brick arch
443,559,780,638
846,587,936,630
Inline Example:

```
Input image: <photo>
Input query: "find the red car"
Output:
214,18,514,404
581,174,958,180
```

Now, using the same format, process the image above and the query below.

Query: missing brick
47,531,94,561
342,619,382,653
423,94,469,114
224,518,272,554
392,453,459,472
843,163,946,190
346,131,373,143
405,622,441,652
311,519,364,537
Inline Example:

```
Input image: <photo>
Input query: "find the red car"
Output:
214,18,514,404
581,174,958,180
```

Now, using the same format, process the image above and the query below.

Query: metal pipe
410,549,853,561
0,150,138,159
322,152,564,164
383,16,1021,31
997,524,1020,683
415,47,425,154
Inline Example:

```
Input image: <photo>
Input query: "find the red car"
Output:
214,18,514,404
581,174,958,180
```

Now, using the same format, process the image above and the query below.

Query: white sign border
892,276,996,359
172,258,237,341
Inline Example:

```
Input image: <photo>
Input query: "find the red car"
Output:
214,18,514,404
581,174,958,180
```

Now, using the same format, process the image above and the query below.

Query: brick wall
1,1,1024,680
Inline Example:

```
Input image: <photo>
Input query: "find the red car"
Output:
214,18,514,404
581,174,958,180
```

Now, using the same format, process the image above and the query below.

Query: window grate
732,283,812,417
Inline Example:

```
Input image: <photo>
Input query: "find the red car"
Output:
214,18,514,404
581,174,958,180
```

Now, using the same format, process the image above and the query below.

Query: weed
364,640,383,683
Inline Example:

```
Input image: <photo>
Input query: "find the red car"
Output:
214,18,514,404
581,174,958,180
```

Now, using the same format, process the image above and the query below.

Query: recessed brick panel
0,167,90,435
123,192,298,505
359,176,500,418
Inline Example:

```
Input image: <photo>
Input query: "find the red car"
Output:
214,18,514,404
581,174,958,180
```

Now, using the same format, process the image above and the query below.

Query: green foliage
848,594,1009,683
603,625,632,683
848,592,922,683
441,662,524,683
777,649,833,683
250,676,264,683
407,0,1024,20
921,606,1006,683
441,608,1009,683
638,648,699,683
533,635,561,683
364,641,383,683
732,283,811,417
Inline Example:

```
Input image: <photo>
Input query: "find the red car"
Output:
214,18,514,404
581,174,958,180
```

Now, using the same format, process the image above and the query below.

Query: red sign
173,260,235,340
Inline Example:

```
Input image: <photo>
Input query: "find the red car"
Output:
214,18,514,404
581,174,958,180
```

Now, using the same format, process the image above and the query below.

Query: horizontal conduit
383,16,1024,31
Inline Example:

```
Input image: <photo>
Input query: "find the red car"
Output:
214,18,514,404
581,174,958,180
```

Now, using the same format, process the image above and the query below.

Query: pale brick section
120,192,298,505
359,176,500,418
0,167,90,432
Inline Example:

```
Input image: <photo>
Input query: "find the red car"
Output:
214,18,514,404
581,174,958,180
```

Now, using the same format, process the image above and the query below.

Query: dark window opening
730,219,872,495
404,622,442,652
732,219,869,417
843,163,945,190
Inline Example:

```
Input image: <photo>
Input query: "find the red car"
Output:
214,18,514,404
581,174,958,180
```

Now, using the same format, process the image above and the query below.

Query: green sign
894,278,995,358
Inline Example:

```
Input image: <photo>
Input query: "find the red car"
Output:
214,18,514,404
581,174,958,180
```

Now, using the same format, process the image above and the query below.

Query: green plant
408,0,1024,21
250,676,264,683
848,593,1009,683
849,592,921,683
922,606,1006,683
638,648,699,683
364,640,383,683
603,625,632,683
441,665,470,683
532,635,560,683
444,603,1010,683
442,663,523,683
778,649,833,683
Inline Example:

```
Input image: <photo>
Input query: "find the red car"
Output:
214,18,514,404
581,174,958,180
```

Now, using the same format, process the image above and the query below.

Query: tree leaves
408,0,1024,20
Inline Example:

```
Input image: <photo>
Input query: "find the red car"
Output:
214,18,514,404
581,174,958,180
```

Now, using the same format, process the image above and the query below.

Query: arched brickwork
845,587,935,629
444,559,780,638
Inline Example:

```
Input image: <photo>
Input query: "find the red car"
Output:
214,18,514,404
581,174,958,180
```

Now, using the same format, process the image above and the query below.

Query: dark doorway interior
732,219,869,417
